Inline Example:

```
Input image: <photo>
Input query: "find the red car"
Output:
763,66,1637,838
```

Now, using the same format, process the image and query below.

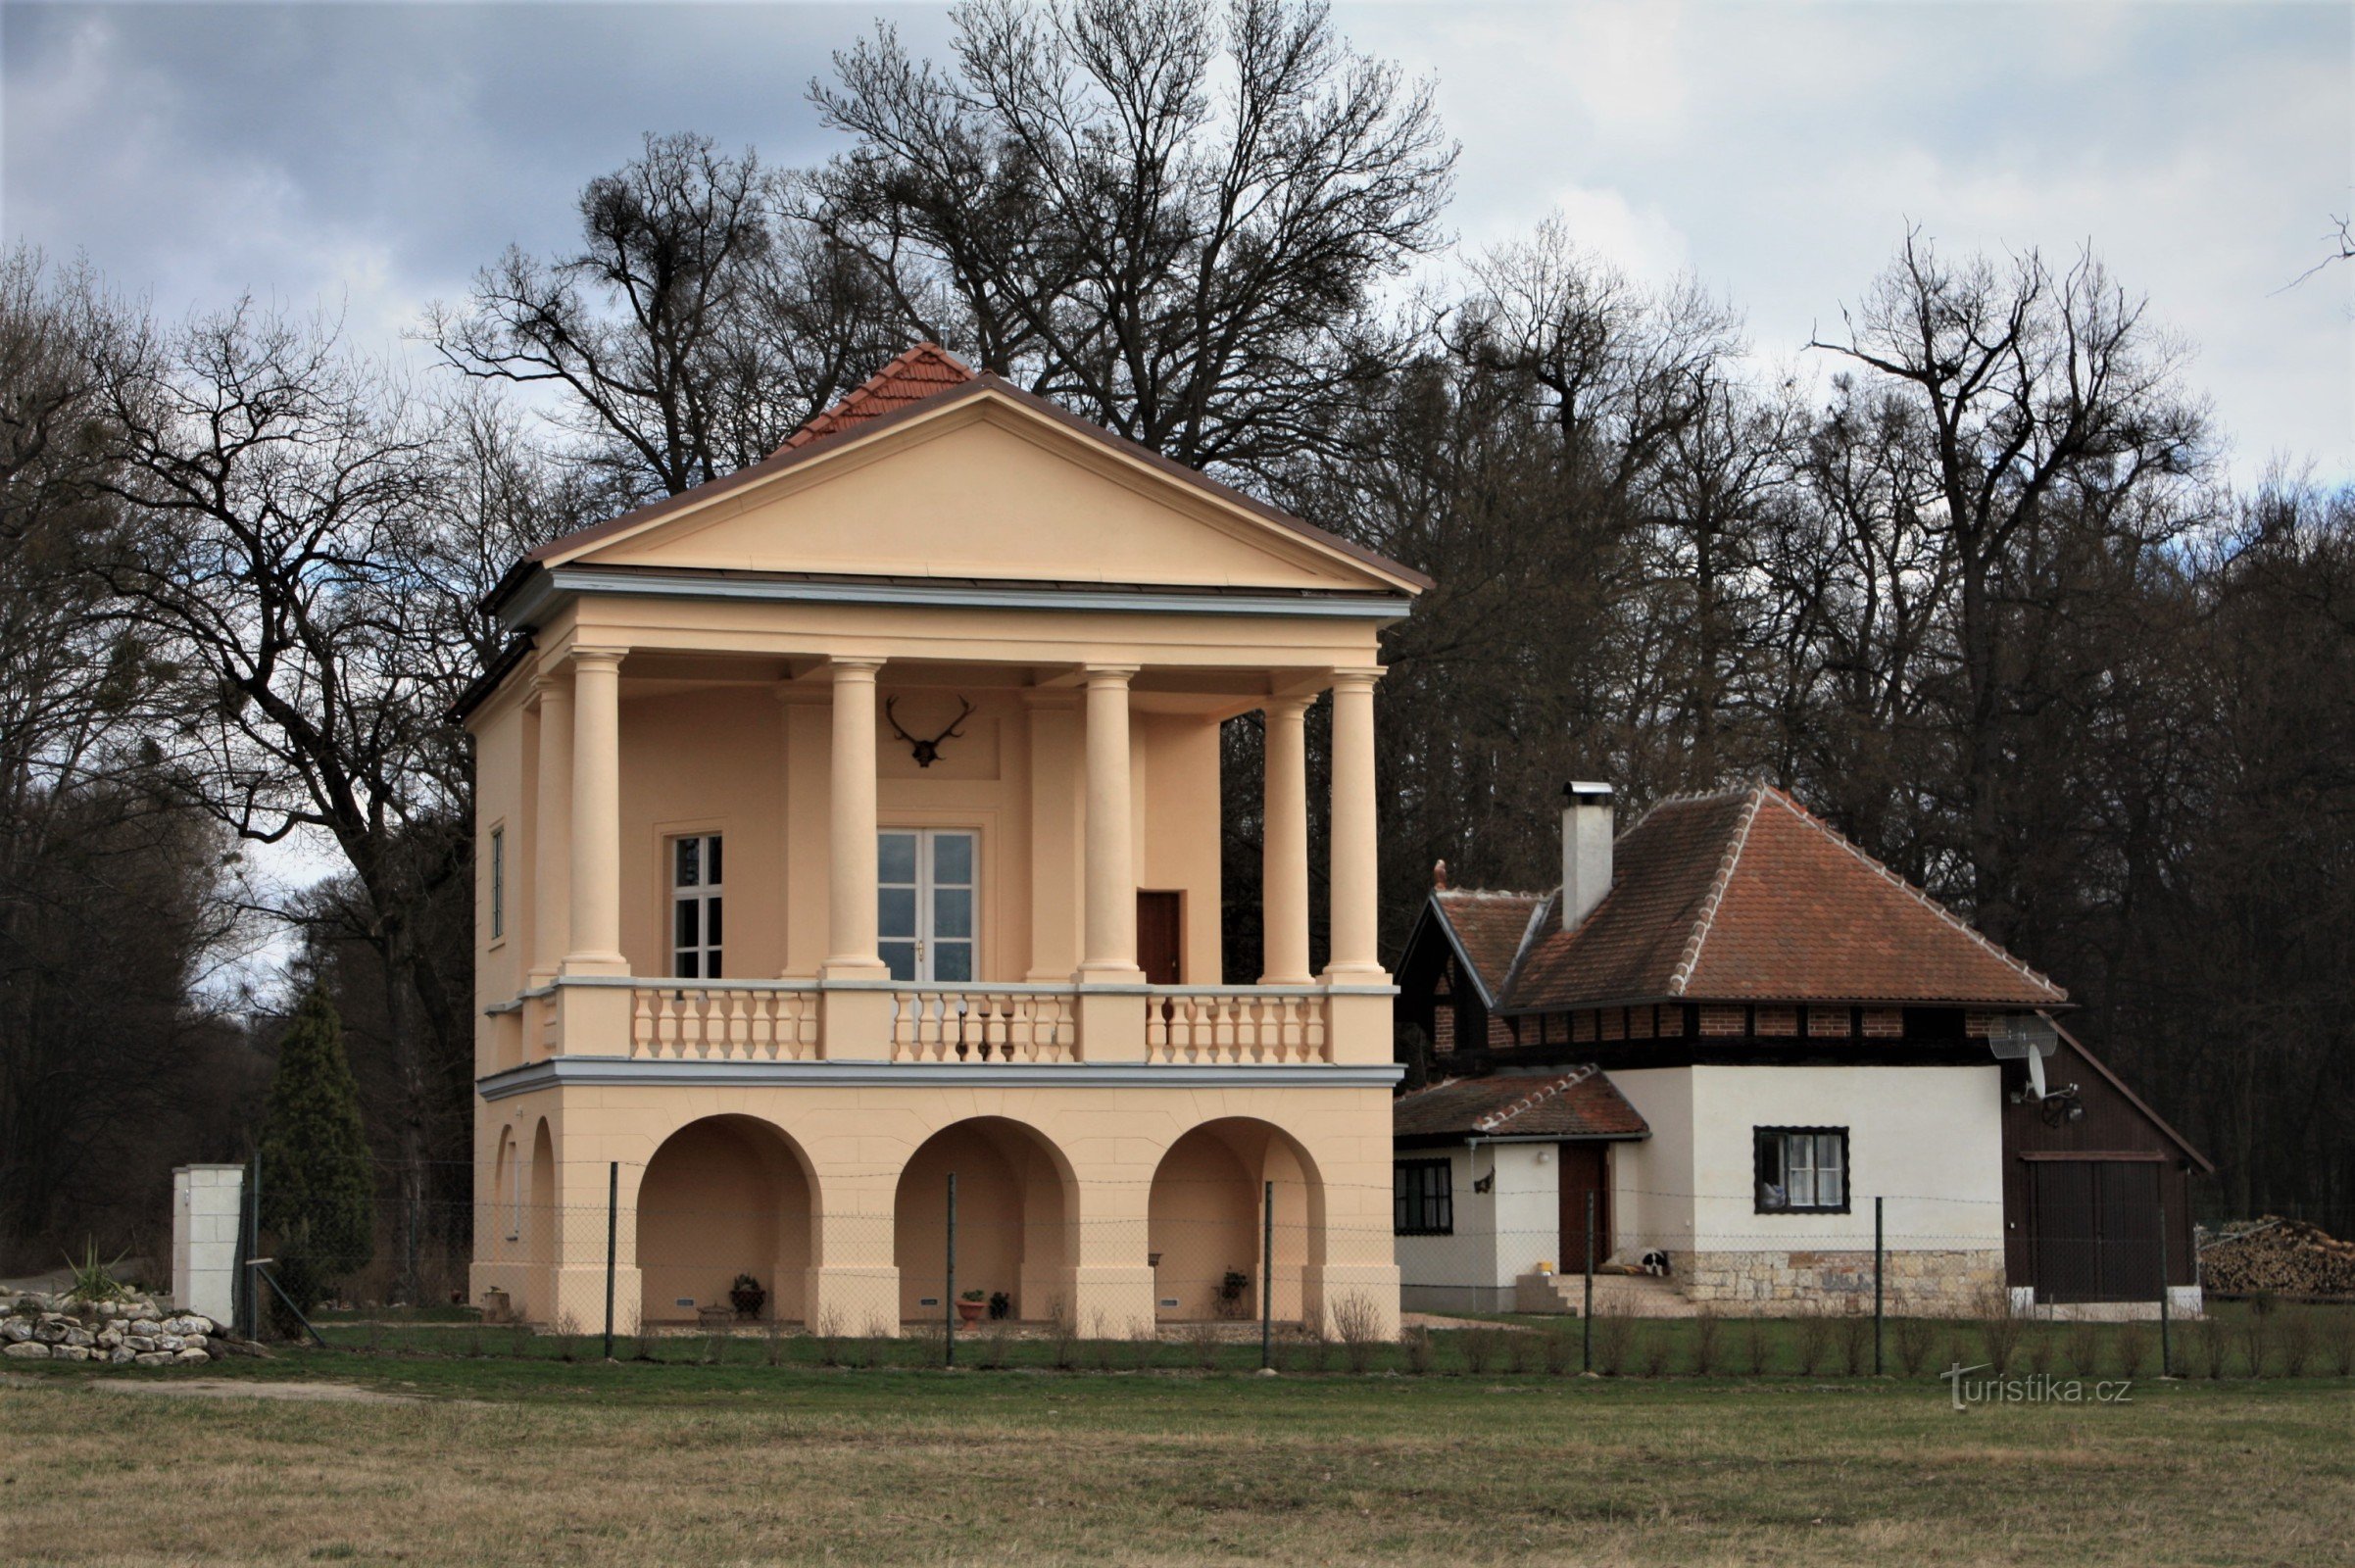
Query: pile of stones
1,1286,231,1366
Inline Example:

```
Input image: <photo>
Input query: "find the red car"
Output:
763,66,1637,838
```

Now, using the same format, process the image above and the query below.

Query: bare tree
1811,232,2211,943
93,303,496,1298
807,0,1457,478
430,132,901,505
0,252,256,1258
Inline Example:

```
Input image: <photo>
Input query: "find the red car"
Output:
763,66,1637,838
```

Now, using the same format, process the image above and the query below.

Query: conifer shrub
257,987,375,1332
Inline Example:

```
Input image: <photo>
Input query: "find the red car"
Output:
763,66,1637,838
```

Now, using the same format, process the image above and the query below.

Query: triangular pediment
551,386,1415,594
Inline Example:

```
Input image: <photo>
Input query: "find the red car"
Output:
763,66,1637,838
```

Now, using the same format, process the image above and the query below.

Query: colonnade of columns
526,651,1386,988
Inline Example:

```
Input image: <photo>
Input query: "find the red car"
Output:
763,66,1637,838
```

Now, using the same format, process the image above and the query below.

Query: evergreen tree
257,986,375,1319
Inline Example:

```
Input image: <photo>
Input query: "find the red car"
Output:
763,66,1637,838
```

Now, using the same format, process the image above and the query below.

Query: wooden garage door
2031,1159,2163,1303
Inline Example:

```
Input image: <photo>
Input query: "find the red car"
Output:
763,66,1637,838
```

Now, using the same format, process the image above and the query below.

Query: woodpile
2200,1217,2355,1298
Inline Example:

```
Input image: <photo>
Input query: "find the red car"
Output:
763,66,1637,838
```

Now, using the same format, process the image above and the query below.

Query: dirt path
1,1372,420,1403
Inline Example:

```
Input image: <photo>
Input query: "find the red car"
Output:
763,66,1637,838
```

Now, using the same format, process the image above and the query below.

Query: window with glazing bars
670,834,722,977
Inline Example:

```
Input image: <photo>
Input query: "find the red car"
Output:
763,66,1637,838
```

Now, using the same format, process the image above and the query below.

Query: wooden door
2033,1159,2162,1302
1558,1143,1611,1270
2031,1160,2099,1302
2093,1162,2163,1301
1136,892,1183,985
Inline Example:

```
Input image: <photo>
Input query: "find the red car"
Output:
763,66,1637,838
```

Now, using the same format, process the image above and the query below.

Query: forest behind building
2,0,2346,1292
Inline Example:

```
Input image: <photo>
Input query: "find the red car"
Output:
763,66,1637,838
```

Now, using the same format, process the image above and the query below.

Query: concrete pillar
564,648,628,975
529,671,573,985
806,1170,903,1337
1324,667,1384,979
1259,694,1313,984
1079,665,1143,981
820,658,887,979
817,659,891,1060
171,1163,243,1324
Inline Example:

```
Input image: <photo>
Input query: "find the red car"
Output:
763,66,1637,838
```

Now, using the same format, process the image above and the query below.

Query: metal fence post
945,1171,957,1369
1874,1196,1885,1376
243,1150,262,1341
1583,1190,1595,1374
2158,1202,2172,1377
1261,1179,1274,1372
604,1161,618,1360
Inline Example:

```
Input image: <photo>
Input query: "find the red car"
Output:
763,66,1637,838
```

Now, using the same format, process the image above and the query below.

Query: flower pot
956,1299,986,1325
729,1288,766,1320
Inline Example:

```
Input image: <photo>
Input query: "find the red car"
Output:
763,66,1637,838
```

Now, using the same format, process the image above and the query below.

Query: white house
1392,782,2208,1317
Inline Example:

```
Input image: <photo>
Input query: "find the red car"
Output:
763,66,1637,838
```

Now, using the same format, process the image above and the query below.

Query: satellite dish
1987,1014,2061,1099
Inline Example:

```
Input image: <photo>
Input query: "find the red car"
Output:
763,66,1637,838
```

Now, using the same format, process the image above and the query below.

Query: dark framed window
1755,1127,1848,1213
489,825,505,941
1394,1158,1454,1236
669,833,723,978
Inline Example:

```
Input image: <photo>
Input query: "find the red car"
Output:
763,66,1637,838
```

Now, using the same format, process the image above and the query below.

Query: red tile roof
1393,1068,1649,1140
1428,890,1545,1004
774,342,977,454
1442,782,2067,1011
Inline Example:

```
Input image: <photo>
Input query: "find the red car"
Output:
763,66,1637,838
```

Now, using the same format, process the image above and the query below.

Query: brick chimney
1561,782,1614,932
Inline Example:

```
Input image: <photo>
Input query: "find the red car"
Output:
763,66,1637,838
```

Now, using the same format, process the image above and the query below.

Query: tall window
1394,1158,1454,1236
877,829,976,983
670,834,723,977
1755,1127,1848,1213
488,826,505,941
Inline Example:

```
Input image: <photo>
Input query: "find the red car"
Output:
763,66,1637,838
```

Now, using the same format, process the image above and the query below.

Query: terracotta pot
955,1298,987,1325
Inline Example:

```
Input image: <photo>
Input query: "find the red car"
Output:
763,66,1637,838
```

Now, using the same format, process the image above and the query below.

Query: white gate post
172,1163,245,1323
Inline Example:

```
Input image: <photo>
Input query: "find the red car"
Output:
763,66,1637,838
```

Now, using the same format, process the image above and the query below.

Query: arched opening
636,1115,815,1326
893,1117,1074,1324
527,1119,555,1319
1148,1119,1323,1323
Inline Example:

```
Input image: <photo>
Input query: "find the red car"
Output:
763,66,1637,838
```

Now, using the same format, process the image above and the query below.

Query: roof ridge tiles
1667,781,1769,998
1470,1066,1596,1133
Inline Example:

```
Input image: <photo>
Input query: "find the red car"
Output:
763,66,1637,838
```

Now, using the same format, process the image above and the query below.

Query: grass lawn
3,1339,2349,1567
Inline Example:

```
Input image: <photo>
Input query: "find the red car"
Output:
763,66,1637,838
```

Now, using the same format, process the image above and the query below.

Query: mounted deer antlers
885,696,976,768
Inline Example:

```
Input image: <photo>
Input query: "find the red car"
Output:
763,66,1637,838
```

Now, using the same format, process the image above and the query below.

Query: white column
563,647,627,975
1325,667,1384,978
1079,665,1143,981
1260,694,1313,984
821,658,888,978
529,672,573,984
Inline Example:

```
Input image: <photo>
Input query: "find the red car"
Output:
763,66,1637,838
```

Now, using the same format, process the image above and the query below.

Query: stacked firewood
2200,1217,2355,1298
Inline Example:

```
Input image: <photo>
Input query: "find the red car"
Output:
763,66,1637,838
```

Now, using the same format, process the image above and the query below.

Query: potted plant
956,1289,987,1325
988,1291,1011,1321
729,1273,766,1320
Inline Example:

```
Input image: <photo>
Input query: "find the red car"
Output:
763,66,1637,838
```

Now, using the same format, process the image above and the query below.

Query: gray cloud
6,0,2349,479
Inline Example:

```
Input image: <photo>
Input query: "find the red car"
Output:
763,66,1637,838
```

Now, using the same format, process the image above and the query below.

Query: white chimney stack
1561,781,1614,932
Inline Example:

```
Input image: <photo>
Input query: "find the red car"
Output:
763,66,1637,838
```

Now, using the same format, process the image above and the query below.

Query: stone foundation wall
1677,1249,2005,1314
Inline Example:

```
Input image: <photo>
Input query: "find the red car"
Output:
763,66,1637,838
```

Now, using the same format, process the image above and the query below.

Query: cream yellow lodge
462,346,1426,1336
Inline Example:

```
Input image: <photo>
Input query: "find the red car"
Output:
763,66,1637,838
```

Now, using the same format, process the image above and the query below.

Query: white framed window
1755,1127,1848,1213
669,833,723,978
878,829,976,983
488,825,506,941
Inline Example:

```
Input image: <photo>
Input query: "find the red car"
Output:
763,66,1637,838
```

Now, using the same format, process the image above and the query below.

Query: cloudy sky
6,0,2351,483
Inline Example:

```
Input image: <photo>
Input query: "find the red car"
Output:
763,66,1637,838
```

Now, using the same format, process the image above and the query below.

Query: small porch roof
1393,1067,1649,1146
